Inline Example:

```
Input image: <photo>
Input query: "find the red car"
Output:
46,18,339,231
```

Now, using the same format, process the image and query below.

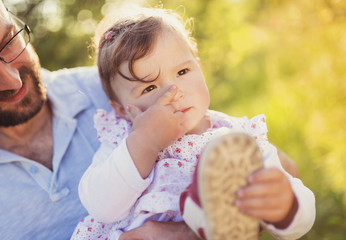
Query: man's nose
0,62,22,91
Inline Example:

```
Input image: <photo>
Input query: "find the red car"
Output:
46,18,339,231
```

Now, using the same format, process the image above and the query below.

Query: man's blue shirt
0,66,110,240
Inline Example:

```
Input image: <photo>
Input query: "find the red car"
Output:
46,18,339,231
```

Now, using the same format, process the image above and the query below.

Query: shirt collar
42,68,91,118
0,68,93,164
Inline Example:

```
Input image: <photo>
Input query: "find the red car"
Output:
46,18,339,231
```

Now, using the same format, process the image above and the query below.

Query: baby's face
111,29,210,134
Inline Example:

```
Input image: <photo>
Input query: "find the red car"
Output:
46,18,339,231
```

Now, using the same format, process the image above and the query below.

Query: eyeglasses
0,8,31,64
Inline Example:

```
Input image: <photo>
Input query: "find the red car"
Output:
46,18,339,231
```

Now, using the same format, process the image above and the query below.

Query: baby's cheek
134,101,151,112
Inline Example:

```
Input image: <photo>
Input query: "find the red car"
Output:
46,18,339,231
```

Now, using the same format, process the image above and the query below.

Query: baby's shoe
180,132,263,240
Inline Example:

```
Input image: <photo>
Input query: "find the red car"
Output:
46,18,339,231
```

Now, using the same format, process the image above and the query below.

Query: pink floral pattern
72,110,268,240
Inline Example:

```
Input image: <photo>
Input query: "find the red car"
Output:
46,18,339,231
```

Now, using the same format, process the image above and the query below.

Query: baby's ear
109,100,129,120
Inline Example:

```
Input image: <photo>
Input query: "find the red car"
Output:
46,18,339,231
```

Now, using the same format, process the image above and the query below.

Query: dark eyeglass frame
0,8,31,64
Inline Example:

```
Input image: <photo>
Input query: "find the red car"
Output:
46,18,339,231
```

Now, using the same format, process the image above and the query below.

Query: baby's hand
128,85,187,153
235,167,298,229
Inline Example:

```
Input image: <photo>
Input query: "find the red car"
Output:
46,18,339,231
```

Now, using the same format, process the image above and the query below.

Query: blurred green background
5,0,346,239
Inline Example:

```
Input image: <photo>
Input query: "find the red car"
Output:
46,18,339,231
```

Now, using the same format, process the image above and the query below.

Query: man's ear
109,100,129,120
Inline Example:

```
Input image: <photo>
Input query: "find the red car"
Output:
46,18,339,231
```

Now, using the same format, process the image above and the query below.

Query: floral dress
71,110,268,240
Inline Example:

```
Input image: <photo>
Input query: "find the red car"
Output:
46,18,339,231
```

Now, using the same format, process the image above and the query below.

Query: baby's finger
126,104,143,122
235,195,281,211
156,85,178,106
248,167,284,183
239,207,284,223
237,182,281,199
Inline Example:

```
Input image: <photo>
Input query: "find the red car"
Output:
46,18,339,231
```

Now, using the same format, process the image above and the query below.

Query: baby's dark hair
94,6,198,102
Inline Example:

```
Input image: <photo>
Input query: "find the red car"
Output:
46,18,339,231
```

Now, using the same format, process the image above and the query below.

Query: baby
71,6,315,240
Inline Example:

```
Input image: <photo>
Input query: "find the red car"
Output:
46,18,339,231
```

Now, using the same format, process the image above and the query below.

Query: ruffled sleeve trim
94,109,132,146
242,114,268,140
208,110,268,139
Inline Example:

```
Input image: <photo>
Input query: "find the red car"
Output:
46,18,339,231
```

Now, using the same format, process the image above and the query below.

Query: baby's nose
173,88,184,102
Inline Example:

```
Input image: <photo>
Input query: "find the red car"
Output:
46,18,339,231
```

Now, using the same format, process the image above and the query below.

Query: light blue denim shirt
0,66,110,240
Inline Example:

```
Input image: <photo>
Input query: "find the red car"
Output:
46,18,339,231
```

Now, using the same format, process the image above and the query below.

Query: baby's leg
180,132,263,240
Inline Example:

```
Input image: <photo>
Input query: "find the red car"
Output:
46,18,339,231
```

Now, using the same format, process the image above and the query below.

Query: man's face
0,3,46,127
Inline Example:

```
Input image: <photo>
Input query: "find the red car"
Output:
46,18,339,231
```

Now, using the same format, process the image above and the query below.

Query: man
0,2,298,239
0,2,203,239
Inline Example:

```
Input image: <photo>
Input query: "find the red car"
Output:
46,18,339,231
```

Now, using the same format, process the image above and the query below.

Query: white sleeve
261,144,316,240
79,139,154,223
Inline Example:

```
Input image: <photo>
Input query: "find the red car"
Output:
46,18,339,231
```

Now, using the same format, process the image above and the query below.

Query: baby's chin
187,114,210,135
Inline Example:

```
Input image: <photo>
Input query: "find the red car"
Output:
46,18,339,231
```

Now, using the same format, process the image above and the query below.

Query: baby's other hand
235,167,298,229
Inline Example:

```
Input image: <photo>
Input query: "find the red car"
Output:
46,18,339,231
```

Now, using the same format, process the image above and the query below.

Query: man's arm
119,221,200,240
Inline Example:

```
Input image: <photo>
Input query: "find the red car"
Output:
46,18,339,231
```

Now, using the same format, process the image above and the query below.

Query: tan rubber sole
198,132,263,240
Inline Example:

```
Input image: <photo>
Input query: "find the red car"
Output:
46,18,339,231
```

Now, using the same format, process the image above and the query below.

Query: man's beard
0,66,47,127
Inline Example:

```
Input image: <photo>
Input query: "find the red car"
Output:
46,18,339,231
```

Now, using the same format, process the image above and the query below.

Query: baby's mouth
179,107,191,113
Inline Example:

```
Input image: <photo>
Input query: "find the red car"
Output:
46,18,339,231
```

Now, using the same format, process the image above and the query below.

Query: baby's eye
177,68,189,77
142,85,157,94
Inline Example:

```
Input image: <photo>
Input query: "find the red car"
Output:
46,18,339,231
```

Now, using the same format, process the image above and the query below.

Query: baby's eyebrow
130,81,145,93
129,79,153,94
176,59,194,67
129,71,161,94
144,67,161,81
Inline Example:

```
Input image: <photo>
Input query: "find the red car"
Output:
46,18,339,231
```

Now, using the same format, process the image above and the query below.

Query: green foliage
5,0,346,238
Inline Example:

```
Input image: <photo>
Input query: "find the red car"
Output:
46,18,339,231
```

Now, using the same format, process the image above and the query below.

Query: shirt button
29,166,38,174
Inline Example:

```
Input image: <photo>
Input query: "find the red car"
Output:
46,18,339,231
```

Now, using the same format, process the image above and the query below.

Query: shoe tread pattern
199,133,263,240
